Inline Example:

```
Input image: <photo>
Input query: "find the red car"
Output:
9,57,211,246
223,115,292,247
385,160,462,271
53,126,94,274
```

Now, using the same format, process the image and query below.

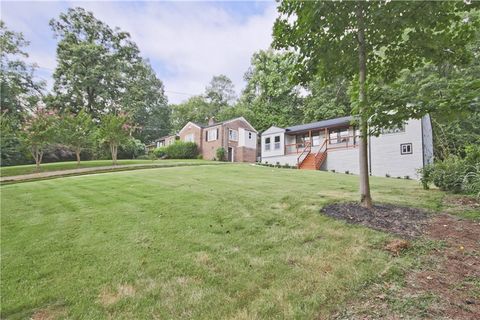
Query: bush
418,145,480,197
216,147,226,161
154,146,167,158
163,141,198,159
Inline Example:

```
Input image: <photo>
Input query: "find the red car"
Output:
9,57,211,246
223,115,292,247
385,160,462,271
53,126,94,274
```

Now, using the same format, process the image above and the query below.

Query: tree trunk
356,3,373,209
111,143,118,166
31,146,42,172
75,148,81,167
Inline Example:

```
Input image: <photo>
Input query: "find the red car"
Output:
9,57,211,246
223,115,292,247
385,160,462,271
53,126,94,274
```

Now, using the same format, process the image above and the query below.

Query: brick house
178,117,258,162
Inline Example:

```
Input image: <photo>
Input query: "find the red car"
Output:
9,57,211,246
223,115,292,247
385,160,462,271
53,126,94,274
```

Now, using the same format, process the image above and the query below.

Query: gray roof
285,116,354,133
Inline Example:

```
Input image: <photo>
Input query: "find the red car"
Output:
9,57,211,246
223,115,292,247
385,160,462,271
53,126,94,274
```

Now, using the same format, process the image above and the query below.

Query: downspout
368,134,372,176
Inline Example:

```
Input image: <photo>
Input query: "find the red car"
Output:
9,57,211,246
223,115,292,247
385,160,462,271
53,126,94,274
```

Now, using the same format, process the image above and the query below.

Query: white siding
323,148,359,173
239,128,257,148
262,154,298,166
261,131,285,157
370,118,424,179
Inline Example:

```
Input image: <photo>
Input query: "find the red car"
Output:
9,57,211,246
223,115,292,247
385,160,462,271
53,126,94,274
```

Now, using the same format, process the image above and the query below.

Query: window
274,136,281,150
329,128,349,144
185,133,194,142
248,132,252,139
382,124,406,134
229,129,238,141
400,143,412,155
206,129,218,141
265,137,271,151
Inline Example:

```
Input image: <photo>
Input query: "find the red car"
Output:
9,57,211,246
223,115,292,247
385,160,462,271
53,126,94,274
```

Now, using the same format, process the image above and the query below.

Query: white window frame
185,133,194,142
207,129,218,142
274,135,281,150
265,137,271,151
229,129,238,141
400,143,412,155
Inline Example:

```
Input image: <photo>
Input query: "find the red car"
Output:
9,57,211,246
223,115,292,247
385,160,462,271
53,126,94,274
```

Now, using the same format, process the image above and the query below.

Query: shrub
154,146,167,158
385,173,391,178
197,154,203,160
216,147,226,161
164,141,198,159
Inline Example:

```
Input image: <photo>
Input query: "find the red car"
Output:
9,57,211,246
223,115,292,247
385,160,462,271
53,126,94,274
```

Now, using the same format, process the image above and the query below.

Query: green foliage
419,145,480,197
49,7,170,142
240,50,303,132
216,147,226,161
0,112,28,166
161,141,198,159
170,75,237,131
153,146,167,158
59,109,95,163
19,108,58,169
98,113,130,164
0,21,45,120
118,138,146,159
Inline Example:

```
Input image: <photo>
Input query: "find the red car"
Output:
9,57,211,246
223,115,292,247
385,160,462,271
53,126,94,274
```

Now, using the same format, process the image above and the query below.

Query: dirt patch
321,202,429,238
404,214,480,319
98,284,136,306
30,306,66,320
326,204,480,319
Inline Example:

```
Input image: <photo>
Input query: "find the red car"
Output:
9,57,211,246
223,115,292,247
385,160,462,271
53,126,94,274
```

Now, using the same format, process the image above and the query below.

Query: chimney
208,117,216,126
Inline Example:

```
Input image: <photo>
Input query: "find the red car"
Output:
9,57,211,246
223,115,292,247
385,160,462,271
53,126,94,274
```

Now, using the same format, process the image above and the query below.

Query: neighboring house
178,117,258,162
260,115,433,179
147,135,178,151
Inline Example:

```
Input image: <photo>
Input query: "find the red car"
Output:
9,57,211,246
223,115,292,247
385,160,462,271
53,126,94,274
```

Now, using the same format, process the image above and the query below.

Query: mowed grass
0,159,216,177
1,165,446,319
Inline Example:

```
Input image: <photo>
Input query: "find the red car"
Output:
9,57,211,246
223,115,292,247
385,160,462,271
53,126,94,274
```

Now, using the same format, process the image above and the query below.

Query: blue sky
1,1,277,103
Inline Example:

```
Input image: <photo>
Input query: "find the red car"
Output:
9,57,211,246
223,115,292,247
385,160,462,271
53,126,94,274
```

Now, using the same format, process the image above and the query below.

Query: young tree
273,1,479,208
98,113,130,165
60,109,95,166
20,107,58,170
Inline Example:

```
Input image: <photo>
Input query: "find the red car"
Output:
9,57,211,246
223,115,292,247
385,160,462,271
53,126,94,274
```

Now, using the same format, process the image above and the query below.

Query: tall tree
240,50,303,132
50,7,169,140
0,21,45,119
273,1,479,208
205,74,237,109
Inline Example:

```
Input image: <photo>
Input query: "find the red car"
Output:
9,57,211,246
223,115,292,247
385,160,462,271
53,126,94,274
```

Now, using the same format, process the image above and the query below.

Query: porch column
309,130,312,146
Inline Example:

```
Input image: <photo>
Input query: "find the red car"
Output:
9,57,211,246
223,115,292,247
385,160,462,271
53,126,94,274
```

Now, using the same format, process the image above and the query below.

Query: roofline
224,117,258,133
178,121,202,135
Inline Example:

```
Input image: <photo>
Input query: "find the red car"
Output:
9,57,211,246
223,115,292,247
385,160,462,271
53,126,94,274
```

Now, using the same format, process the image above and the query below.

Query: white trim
223,117,258,133
178,121,202,135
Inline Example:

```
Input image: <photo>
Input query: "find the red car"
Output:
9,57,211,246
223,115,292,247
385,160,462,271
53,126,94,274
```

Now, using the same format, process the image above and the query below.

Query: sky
1,0,277,104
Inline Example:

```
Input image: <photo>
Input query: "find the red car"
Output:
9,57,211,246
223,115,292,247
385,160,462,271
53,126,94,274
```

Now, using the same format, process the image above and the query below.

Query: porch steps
299,154,317,170
299,152,327,170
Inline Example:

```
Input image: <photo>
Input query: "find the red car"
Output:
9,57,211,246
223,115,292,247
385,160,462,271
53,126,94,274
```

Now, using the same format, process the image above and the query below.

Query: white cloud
2,1,277,104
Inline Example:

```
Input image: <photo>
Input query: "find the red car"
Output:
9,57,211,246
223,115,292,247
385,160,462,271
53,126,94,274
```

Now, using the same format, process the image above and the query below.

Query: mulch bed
322,202,480,319
321,202,429,238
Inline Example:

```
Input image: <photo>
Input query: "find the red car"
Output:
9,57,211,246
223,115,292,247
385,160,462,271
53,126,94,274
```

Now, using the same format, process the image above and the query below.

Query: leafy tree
98,113,130,165
273,1,479,208
240,50,303,132
121,60,171,143
60,109,95,165
170,96,210,132
20,107,58,170
303,76,351,123
0,112,28,165
205,74,237,108
0,21,45,120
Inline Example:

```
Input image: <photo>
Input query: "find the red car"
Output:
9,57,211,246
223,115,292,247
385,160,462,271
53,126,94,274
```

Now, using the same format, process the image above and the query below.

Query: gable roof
178,121,202,135
285,116,353,133
179,117,258,133
262,126,286,135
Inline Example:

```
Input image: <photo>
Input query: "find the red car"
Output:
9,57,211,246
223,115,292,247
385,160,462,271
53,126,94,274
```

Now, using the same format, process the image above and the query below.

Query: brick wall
179,124,202,151
201,125,223,160
237,146,257,163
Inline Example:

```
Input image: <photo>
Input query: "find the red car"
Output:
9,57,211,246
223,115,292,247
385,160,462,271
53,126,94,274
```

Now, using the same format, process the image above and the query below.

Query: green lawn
1,165,447,319
0,159,214,177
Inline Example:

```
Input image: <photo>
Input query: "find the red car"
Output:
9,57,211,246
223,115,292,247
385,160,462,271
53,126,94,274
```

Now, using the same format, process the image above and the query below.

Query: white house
260,115,434,179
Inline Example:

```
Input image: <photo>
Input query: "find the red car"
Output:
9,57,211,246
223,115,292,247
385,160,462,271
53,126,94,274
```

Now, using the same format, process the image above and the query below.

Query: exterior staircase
297,139,328,170
299,154,317,170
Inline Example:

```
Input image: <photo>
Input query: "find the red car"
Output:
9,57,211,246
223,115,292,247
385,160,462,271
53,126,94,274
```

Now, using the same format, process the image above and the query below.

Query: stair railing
297,141,311,168
314,138,328,169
